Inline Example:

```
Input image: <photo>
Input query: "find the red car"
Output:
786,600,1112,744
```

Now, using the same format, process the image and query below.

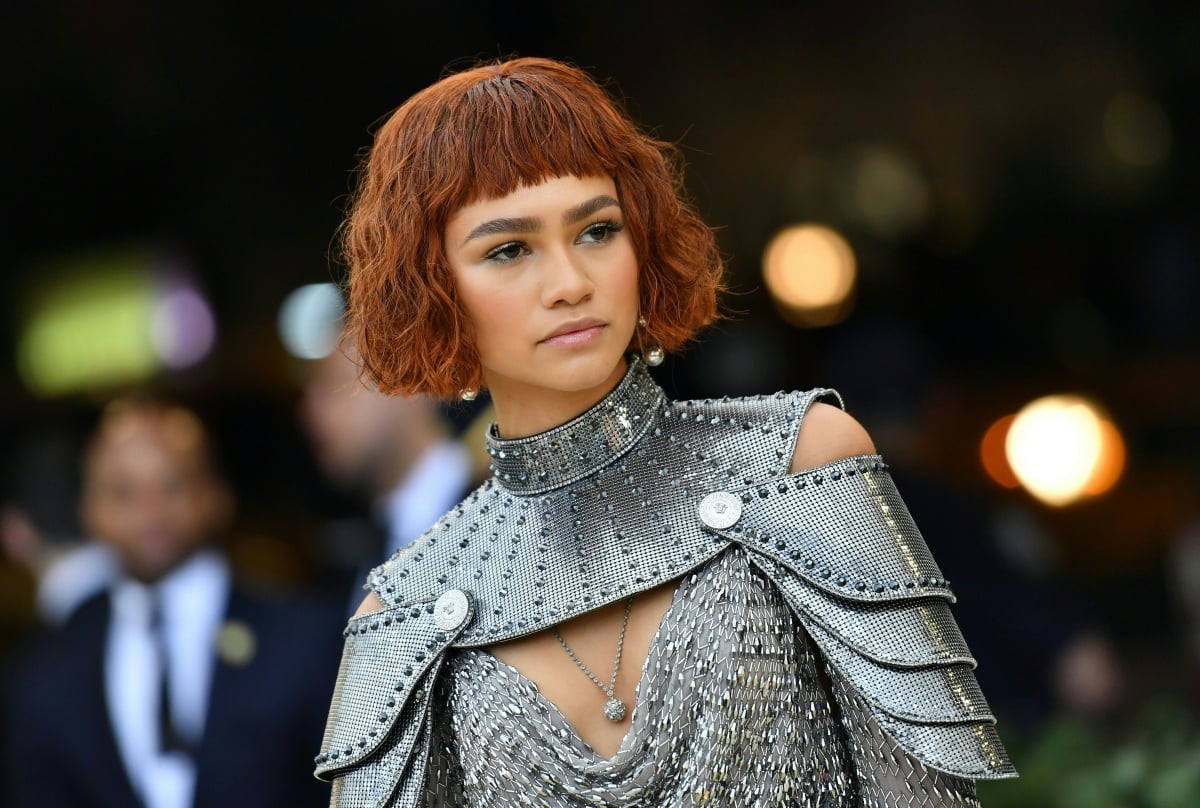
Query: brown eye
484,242,529,263
578,221,623,244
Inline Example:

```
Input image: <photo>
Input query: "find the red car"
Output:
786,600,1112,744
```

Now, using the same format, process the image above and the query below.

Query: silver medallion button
433,589,471,631
697,491,743,530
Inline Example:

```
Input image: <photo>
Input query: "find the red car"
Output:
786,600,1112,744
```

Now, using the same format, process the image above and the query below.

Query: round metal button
433,589,470,631
697,491,743,530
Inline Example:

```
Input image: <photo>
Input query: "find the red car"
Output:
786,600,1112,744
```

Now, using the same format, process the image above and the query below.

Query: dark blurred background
2,1,1198,803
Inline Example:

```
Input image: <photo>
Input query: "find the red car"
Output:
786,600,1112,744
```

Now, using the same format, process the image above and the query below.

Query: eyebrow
563,194,620,226
461,194,621,245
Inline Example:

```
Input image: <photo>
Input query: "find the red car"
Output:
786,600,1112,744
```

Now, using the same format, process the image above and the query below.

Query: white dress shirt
377,438,474,557
105,550,230,808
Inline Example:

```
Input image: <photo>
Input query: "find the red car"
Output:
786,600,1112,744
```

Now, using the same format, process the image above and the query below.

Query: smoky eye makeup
477,219,624,264
578,220,624,243
482,241,530,264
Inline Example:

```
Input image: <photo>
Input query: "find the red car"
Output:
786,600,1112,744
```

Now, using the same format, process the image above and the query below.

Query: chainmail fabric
432,548,858,805
315,358,1015,806
430,545,985,806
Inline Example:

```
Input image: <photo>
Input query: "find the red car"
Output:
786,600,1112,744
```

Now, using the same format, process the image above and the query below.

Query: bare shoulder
353,591,385,617
789,401,877,473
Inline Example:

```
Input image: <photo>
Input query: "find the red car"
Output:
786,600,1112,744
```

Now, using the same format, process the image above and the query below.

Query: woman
315,57,1015,806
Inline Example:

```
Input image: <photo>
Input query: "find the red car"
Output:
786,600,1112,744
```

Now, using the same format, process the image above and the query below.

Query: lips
540,318,606,344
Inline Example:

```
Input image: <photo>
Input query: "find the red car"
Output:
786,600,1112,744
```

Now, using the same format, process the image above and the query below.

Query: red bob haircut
341,56,724,399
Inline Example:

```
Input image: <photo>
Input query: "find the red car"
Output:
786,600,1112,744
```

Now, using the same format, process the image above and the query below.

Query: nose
131,485,175,525
540,247,594,308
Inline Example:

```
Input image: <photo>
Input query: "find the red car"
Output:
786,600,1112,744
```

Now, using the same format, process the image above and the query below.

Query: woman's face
445,175,639,422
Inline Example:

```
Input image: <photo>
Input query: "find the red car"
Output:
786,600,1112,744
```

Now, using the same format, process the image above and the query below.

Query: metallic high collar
484,357,665,495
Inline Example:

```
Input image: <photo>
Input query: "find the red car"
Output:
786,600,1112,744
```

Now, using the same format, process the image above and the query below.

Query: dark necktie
150,589,190,757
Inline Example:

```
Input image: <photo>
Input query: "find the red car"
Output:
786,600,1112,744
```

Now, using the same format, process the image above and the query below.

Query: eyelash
482,220,625,264
580,220,624,243
483,242,529,264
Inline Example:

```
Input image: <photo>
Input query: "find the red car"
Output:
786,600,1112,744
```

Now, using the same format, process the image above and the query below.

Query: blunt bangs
419,67,637,213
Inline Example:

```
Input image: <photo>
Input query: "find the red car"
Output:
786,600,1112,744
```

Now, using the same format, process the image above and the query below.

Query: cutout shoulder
354,591,385,617
789,401,877,473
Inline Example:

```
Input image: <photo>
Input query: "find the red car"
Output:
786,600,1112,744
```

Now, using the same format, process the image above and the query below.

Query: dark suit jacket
1,581,345,808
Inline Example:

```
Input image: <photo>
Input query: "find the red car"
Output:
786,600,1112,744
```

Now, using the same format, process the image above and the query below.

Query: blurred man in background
0,423,120,626
300,346,477,606
1,397,342,808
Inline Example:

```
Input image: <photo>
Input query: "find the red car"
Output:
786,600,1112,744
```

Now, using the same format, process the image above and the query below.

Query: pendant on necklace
604,697,627,722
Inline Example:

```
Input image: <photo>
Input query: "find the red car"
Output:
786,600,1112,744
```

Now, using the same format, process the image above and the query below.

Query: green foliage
977,701,1200,808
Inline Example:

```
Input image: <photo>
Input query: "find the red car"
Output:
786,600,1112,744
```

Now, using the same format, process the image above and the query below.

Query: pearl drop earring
637,316,664,366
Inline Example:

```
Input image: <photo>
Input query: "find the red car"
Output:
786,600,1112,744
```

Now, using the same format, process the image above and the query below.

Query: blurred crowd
0,347,489,808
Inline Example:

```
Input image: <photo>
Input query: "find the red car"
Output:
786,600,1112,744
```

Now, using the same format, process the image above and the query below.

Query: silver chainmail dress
316,358,1016,806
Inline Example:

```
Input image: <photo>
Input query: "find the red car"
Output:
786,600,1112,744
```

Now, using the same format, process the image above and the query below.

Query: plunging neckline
475,573,689,767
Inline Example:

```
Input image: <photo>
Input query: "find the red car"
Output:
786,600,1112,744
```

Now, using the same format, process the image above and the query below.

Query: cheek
83,499,116,536
181,497,215,535
87,501,138,548
461,286,522,356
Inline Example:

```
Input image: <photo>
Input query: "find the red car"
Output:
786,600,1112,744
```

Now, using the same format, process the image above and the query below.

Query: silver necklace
551,596,634,722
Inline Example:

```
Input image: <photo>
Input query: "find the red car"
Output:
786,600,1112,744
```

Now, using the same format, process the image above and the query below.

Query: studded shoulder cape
314,358,1016,806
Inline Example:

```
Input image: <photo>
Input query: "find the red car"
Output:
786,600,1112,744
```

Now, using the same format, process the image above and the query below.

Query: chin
484,340,630,400
544,352,627,391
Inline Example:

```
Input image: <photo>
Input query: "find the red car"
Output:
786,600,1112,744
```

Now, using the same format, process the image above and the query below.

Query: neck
122,544,205,586
488,359,629,439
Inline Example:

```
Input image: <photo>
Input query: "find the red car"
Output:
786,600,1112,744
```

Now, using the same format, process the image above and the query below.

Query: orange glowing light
980,414,1020,489
1082,419,1126,497
1005,395,1124,506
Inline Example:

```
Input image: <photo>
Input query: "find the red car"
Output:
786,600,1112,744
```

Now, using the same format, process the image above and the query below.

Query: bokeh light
1004,395,1126,506
150,276,217,369
846,146,929,239
16,252,215,397
762,224,857,328
1103,91,1172,168
278,283,344,359
18,270,156,397
980,414,1021,489
1083,418,1127,497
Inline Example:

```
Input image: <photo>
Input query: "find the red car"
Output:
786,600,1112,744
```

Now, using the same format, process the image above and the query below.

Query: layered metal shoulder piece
711,460,1016,779
314,589,473,795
